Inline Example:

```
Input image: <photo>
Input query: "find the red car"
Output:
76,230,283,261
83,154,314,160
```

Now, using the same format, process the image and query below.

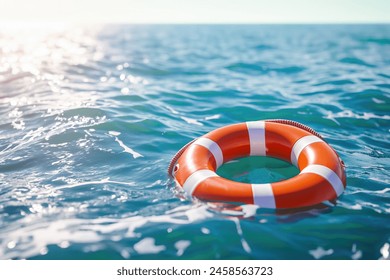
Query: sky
0,0,389,23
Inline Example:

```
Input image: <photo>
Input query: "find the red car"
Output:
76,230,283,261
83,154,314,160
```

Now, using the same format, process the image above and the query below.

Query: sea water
0,24,389,259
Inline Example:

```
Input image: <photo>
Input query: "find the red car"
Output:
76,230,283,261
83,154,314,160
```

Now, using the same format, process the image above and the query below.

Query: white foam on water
348,187,390,195
351,243,363,260
309,247,334,259
0,218,102,259
326,110,390,120
379,243,389,260
114,137,143,158
120,249,131,259
0,203,213,259
175,240,191,256
133,238,166,254
240,204,260,218
181,116,203,126
204,114,221,120
56,178,135,190
108,131,121,136
232,217,252,254
165,106,179,115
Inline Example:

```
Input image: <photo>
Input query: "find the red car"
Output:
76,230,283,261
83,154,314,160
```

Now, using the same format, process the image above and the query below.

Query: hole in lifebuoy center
216,156,299,184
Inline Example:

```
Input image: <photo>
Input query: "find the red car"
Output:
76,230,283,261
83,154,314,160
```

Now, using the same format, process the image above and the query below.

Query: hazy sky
1,0,389,23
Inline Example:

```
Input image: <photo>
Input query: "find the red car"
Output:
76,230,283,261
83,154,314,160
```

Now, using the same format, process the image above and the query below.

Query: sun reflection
380,243,390,259
0,23,106,164
0,24,112,260
0,23,103,84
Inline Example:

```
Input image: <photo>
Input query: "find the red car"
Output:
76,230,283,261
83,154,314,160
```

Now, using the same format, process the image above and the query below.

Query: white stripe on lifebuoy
291,135,323,167
246,121,266,156
301,164,344,196
182,169,219,195
193,137,224,168
251,183,276,208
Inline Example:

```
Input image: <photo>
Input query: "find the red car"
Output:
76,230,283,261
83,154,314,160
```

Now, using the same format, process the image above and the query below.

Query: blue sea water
0,24,389,260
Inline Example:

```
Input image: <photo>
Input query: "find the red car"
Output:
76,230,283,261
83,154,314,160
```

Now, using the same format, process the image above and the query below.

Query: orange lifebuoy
169,120,346,209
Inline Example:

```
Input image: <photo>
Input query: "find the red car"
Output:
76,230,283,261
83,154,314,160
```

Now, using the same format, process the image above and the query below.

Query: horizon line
1,21,390,25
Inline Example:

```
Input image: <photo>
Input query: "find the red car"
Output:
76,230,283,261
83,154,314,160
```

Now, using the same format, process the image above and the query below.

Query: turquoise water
0,24,389,260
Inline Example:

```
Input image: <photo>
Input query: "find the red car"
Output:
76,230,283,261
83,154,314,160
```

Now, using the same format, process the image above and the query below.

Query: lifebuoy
168,120,346,209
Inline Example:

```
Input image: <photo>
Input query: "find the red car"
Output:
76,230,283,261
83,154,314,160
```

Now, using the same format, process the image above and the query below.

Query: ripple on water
1,24,389,260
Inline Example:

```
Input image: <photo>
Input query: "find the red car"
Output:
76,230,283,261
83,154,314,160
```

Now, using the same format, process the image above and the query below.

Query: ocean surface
0,24,389,260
